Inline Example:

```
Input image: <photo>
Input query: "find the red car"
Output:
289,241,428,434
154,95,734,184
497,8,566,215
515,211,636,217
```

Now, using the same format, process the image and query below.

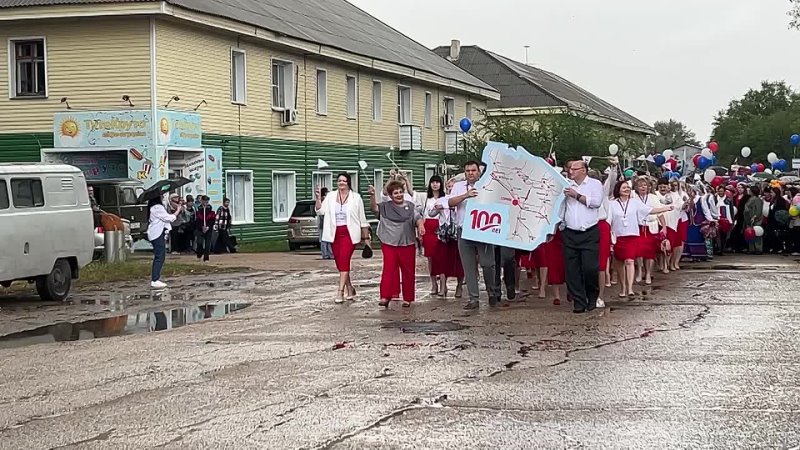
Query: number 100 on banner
460,202,511,247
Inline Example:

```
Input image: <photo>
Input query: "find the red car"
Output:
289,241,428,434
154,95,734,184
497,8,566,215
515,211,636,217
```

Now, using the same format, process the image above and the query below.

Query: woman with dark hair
765,187,790,254
742,185,764,254
422,175,446,295
683,186,714,261
316,172,370,303
729,183,750,253
369,180,425,308
608,180,672,297
147,195,182,289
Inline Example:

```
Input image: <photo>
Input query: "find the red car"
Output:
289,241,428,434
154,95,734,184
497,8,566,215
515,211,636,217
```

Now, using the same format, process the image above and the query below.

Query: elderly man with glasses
562,160,604,313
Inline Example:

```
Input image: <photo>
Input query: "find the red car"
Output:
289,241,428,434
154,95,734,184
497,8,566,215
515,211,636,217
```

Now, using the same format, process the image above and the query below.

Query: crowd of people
313,157,800,312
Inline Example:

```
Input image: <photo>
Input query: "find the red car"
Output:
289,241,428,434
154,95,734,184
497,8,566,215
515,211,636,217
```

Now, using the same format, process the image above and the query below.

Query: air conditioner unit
280,108,298,126
441,114,454,128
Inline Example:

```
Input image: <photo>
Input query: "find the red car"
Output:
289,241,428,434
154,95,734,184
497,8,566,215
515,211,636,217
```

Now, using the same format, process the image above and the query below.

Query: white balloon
765,168,773,175
701,148,713,159
703,169,716,183
608,144,619,155
767,152,778,164
754,225,764,237
741,146,751,158
662,149,674,158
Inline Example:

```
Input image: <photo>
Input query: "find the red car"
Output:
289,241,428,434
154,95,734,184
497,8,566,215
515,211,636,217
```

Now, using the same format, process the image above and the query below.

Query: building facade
0,1,498,243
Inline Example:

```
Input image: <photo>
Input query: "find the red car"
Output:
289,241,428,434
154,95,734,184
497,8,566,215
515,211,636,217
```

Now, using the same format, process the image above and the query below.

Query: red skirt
678,219,689,243
599,220,611,271
332,225,356,272
543,232,565,285
637,225,658,260
517,246,546,269
614,235,639,261
422,218,441,257
667,227,682,248
442,240,464,278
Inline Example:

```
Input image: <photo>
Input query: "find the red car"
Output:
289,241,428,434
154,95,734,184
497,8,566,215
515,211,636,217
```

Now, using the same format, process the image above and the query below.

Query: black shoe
463,300,479,310
489,296,500,307
586,305,597,312
507,291,516,301
573,308,587,314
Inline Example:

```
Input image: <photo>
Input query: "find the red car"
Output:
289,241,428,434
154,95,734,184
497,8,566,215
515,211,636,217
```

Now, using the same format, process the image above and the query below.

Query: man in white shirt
562,160,604,313
448,160,499,310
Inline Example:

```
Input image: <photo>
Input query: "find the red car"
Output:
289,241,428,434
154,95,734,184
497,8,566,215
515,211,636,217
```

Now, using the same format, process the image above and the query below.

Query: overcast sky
349,0,800,141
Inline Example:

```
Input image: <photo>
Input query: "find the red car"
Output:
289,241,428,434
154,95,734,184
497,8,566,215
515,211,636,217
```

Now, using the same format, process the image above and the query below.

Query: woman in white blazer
316,172,371,303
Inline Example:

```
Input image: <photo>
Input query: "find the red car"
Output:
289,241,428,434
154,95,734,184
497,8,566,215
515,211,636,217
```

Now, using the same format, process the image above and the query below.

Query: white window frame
403,170,414,191
346,74,358,119
424,164,437,187
271,170,296,223
348,170,359,194
372,80,382,122
271,58,295,111
225,170,255,225
373,169,384,190
466,101,472,120
316,68,328,115
397,85,412,125
8,36,48,99
424,92,432,128
312,171,333,192
231,48,247,105
443,97,455,117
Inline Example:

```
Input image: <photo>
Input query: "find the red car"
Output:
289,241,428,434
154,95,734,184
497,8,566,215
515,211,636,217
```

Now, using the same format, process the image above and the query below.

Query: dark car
287,200,319,250
88,179,147,241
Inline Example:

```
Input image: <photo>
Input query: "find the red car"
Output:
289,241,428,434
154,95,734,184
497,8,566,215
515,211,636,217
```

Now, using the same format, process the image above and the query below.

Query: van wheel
36,260,72,302
288,242,299,251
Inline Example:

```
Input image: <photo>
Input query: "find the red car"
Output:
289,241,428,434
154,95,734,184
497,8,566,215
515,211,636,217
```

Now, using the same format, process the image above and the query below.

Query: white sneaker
150,280,167,289
596,298,606,308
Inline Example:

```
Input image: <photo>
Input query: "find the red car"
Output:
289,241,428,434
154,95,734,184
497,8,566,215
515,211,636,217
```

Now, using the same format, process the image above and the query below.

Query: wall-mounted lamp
122,95,135,107
194,99,207,111
60,97,71,110
164,95,180,108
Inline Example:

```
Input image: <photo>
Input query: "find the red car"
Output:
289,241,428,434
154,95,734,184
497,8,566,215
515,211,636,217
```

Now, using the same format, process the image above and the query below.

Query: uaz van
0,164,94,301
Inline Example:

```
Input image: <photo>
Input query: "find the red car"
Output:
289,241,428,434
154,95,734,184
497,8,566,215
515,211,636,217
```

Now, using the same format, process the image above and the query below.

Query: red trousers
380,244,416,302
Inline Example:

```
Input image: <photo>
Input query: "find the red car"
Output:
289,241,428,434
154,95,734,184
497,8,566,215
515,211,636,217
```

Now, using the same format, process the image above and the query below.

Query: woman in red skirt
608,181,673,296
421,175,446,295
430,177,465,298
540,231,566,305
634,178,663,285
316,173,371,303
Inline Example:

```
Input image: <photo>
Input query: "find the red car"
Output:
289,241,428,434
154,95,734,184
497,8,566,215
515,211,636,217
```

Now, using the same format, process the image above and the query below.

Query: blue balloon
776,159,788,171
697,156,711,170
750,163,759,173
459,118,472,133
662,171,670,179
791,134,800,146
654,155,666,166
670,172,680,180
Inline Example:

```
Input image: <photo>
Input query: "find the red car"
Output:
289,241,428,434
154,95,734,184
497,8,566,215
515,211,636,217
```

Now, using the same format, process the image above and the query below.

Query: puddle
0,302,251,349
381,320,468,334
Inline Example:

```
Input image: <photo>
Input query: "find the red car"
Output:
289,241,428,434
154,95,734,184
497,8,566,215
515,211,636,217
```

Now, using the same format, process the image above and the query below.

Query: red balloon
709,141,719,152
757,163,765,172
711,176,723,188
692,154,702,166
744,227,756,242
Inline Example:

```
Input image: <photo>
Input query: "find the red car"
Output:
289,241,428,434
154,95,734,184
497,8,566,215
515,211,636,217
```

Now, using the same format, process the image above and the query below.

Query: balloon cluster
791,195,800,217
661,171,680,180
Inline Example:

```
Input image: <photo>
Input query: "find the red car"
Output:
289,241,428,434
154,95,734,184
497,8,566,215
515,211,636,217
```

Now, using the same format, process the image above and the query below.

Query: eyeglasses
568,167,585,172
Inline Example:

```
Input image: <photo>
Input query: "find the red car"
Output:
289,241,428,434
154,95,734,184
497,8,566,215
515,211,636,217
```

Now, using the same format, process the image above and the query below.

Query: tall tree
650,119,700,151
711,81,800,164
790,0,800,29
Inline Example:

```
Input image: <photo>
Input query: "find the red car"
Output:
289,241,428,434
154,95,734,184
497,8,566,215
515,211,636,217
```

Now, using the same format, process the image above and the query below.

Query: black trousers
214,229,236,254
494,246,516,299
195,230,212,261
562,226,600,311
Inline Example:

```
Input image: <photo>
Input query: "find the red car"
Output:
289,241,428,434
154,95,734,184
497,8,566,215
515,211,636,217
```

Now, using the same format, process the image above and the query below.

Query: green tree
711,81,800,165
649,119,701,151
789,0,800,29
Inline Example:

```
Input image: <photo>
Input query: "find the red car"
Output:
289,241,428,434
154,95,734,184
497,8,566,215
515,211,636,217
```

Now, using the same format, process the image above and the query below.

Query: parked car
287,200,319,250
0,164,94,301
87,179,147,242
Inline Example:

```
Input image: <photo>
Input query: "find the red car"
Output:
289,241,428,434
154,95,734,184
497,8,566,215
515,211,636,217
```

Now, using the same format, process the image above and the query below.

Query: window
372,81,382,122
271,59,294,109
397,86,411,124
120,187,144,206
348,171,359,194
346,75,357,119
373,169,384,189
231,49,246,104
316,69,327,115
466,101,472,120
226,171,254,224
11,178,44,208
312,171,332,192
272,171,296,222
443,97,455,127
0,180,8,209
425,165,437,187
424,92,432,128
403,171,414,191
10,38,47,98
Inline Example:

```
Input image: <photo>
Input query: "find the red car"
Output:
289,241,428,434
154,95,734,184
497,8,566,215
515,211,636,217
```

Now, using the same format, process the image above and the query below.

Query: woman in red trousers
369,180,425,308
421,175,446,295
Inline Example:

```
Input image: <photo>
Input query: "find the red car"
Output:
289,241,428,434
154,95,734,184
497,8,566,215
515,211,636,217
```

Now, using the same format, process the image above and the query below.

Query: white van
0,164,94,301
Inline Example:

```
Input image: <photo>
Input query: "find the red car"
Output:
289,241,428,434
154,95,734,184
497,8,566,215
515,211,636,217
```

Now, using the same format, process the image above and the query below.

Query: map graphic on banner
461,141,570,251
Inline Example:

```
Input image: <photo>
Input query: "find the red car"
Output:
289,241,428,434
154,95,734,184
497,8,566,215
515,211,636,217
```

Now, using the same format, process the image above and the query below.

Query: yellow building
0,0,498,242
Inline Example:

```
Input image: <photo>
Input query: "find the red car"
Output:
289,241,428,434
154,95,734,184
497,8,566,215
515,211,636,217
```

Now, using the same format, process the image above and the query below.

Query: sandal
454,285,463,298
553,298,561,306
379,299,390,308
402,301,412,308
346,286,356,301
335,289,345,304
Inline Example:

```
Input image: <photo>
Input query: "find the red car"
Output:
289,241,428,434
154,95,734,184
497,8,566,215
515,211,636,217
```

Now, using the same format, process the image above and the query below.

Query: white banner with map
460,141,570,251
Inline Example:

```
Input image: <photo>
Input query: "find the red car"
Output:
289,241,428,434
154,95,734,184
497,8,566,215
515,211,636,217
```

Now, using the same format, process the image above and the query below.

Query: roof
0,163,82,174
433,45,653,133
0,0,496,95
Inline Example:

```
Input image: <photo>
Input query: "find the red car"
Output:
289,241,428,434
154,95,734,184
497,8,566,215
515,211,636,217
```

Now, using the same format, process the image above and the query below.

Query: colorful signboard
205,148,223,210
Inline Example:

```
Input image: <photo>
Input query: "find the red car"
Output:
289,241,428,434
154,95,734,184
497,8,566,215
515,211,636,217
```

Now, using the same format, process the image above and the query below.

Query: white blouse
607,197,652,238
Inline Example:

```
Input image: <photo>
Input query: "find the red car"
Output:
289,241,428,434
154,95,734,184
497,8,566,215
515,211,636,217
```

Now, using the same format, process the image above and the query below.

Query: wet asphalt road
1,254,799,449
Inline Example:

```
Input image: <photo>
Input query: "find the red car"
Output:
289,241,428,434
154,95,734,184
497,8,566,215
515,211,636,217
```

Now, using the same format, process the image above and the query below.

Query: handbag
436,211,459,243
362,243,373,259
700,221,718,240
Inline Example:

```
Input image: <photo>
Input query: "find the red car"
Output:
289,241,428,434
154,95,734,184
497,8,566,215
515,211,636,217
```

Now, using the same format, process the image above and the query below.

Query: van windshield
120,187,144,206
291,202,316,218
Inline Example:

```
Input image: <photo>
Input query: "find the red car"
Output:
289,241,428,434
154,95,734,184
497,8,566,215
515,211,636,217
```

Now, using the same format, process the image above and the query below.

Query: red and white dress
608,197,653,261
